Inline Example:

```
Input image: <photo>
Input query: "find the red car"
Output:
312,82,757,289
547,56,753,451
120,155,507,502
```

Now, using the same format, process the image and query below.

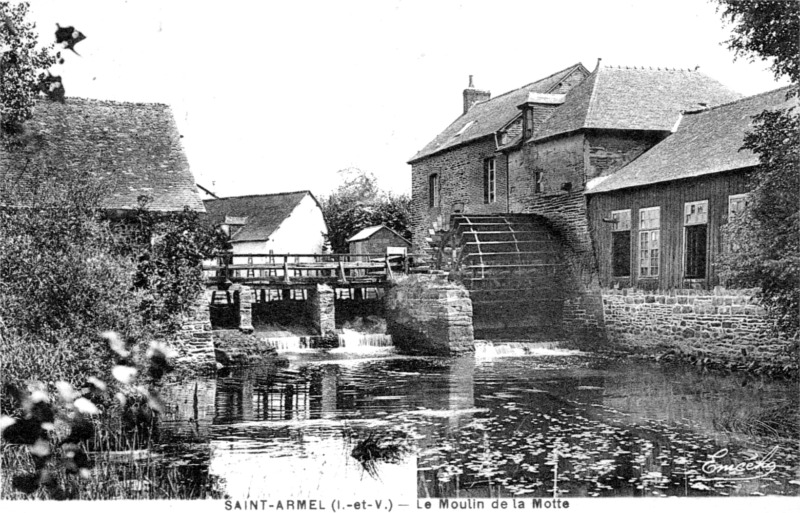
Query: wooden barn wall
587,170,752,290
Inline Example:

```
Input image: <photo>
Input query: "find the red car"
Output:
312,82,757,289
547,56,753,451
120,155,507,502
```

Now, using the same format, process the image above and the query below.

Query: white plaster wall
228,194,327,261
264,194,327,256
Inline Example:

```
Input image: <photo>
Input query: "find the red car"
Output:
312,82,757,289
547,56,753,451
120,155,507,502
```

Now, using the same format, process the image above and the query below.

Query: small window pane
611,210,631,231
684,200,708,225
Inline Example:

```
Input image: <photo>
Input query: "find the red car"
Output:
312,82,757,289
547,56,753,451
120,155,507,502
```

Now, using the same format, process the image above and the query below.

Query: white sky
27,0,790,199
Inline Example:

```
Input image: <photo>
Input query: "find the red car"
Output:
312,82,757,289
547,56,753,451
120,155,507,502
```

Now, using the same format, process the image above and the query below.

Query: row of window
427,158,500,208
610,194,748,280
428,159,549,209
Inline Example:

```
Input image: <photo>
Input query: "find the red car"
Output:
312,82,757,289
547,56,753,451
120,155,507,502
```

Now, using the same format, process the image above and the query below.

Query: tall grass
1,441,222,500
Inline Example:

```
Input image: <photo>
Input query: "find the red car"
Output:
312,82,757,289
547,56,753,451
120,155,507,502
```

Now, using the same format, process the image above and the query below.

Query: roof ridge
469,62,587,108
36,96,170,108
683,84,797,115
600,64,698,72
204,190,310,202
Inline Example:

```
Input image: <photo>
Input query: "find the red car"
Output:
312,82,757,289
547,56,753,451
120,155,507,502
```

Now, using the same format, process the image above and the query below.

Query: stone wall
410,137,507,253
213,329,280,367
585,131,663,180
602,287,793,365
384,275,474,355
307,284,336,336
170,289,216,370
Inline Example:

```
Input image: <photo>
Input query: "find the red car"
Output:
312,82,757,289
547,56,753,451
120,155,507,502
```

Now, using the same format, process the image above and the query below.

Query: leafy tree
719,108,799,337
716,0,799,84
715,0,799,339
320,168,411,253
0,1,56,133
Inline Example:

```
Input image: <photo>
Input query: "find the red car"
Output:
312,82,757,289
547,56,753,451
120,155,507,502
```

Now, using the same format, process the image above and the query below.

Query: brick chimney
463,75,491,114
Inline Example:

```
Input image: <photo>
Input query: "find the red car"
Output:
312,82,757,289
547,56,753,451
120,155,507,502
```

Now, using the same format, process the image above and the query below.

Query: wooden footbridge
203,253,405,289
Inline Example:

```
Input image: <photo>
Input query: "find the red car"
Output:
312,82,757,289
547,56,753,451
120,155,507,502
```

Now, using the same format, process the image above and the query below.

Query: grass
1,440,223,500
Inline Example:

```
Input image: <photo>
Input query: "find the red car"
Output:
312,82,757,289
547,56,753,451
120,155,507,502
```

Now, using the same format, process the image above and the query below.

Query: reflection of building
209,433,418,499
158,378,217,439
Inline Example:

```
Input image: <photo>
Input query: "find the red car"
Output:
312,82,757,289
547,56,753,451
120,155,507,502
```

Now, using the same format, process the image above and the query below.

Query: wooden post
338,255,348,284
283,255,290,283
385,255,394,282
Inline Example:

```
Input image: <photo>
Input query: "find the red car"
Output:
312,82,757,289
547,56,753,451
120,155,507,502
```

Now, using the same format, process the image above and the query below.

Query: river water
157,347,799,499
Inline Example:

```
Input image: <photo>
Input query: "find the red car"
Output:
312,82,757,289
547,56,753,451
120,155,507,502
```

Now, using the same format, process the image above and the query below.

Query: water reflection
156,352,799,499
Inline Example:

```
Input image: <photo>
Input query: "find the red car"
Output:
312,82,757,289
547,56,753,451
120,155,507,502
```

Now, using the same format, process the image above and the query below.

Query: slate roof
409,63,589,163
586,86,796,194
203,191,318,242
532,66,743,141
347,224,411,244
0,97,204,212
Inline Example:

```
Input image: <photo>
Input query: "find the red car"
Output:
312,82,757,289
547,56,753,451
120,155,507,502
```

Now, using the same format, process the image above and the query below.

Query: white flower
56,381,79,402
112,365,137,385
87,377,107,391
73,398,100,415
30,439,51,457
0,416,16,433
147,341,177,360
103,331,130,357
30,390,50,404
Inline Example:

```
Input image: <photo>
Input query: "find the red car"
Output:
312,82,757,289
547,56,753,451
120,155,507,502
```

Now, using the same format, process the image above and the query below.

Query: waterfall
474,341,583,358
337,331,394,348
260,336,315,351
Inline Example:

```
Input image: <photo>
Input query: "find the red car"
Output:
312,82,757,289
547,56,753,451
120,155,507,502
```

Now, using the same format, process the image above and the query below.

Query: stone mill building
408,59,795,366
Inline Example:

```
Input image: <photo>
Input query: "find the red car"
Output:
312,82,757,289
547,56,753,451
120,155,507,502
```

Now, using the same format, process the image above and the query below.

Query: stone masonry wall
411,137,507,254
170,289,216,370
307,284,336,336
384,275,474,355
603,287,793,366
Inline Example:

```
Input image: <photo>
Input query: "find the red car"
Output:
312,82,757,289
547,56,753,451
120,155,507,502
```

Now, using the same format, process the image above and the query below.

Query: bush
0,165,147,390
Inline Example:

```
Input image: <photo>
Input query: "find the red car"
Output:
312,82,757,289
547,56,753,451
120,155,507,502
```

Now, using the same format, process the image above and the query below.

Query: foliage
321,168,411,253
0,333,220,499
718,106,800,339
0,164,146,389
714,0,799,339
0,1,56,132
126,197,228,333
0,171,224,391
715,0,800,84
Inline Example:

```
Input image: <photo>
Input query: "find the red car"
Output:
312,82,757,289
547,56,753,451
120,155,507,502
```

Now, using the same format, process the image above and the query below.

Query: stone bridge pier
208,283,339,338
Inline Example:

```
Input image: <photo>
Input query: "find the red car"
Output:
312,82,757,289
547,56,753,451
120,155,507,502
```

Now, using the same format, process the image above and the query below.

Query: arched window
428,174,440,208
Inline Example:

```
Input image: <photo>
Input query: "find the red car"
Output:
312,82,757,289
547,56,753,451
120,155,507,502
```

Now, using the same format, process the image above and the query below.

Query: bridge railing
203,253,407,285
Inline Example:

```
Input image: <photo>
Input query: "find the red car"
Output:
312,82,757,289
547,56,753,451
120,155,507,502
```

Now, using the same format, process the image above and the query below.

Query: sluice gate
432,214,568,341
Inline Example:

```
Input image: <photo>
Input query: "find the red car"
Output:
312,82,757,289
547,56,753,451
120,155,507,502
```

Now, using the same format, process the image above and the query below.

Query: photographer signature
700,446,779,481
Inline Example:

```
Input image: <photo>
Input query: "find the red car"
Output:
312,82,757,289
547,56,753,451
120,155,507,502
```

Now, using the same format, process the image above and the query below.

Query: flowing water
156,347,799,499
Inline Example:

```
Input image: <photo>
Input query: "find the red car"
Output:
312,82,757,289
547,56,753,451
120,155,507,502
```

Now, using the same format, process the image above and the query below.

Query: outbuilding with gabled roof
203,190,327,256
347,224,411,257
585,86,796,289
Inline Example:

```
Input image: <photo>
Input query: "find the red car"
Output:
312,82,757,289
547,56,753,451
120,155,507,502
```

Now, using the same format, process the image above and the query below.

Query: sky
26,0,790,199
